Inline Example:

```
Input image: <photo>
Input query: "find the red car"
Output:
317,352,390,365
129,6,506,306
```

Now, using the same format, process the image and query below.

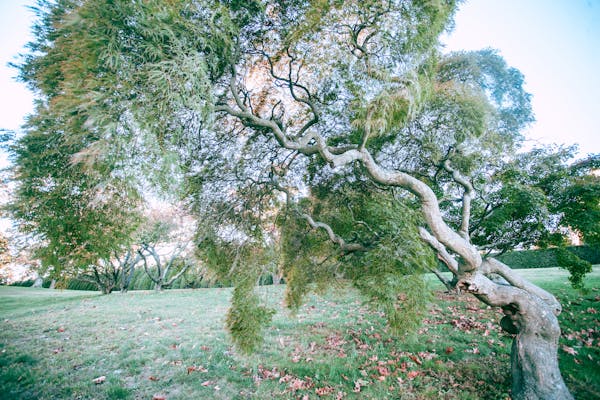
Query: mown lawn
1,267,598,400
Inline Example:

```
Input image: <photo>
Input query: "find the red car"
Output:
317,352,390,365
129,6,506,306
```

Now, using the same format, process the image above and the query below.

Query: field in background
1,267,598,399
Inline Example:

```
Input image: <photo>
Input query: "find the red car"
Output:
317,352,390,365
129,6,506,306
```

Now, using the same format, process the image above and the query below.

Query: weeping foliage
8,105,142,274
196,230,277,353
9,0,244,277
279,208,339,310
280,185,436,335
344,196,436,334
226,278,276,354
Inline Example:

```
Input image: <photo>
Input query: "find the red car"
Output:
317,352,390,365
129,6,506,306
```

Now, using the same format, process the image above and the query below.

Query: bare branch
481,258,562,315
419,227,458,274
165,262,191,287
300,212,366,253
442,159,475,240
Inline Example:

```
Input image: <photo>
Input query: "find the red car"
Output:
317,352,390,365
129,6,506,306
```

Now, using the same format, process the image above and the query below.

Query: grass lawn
1,267,598,399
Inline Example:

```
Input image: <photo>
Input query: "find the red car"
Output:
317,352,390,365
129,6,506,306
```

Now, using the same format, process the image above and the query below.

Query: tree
0,232,11,283
72,248,143,294
135,204,197,291
6,0,144,285
117,249,143,293
468,148,599,289
13,1,598,398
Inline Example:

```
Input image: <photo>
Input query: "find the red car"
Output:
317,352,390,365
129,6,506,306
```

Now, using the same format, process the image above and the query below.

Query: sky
0,0,599,166
441,0,600,156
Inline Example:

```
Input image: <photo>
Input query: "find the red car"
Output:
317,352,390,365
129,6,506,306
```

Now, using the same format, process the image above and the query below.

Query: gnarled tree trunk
507,297,572,399
458,266,572,400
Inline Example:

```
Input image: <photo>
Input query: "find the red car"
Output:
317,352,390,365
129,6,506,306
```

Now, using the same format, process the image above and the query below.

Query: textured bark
511,324,573,400
458,272,572,400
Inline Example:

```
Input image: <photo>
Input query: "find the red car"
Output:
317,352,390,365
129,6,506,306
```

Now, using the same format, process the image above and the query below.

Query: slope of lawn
1,267,598,400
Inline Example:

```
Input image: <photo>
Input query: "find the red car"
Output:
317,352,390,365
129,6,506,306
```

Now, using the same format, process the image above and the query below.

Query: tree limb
481,258,562,315
419,227,459,274
216,72,482,272
442,159,474,240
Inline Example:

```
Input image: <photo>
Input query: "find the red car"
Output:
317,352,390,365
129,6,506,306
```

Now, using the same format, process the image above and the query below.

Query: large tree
11,0,598,398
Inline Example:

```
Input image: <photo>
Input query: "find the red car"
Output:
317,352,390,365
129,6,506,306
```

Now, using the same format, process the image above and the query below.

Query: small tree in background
137,204,197,291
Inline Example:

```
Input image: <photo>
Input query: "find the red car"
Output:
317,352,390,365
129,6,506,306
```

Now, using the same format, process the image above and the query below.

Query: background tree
0,232,11,283
11,1,599,398
468,148,599,289
136,205,197,291
116,249,143,293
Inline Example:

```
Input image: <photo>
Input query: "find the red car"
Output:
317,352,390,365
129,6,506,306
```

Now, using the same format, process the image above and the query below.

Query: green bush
8,280,35,287
65,279,98,291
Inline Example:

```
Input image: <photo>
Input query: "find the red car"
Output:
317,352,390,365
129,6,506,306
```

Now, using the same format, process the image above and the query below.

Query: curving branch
271,178,366,254
442,159,475,240
481,258,561,315
419,227,459,274
300,212,366,253
360,152,482,271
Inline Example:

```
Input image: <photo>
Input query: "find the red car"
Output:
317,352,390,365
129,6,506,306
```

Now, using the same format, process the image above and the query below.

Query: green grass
0,267,598,399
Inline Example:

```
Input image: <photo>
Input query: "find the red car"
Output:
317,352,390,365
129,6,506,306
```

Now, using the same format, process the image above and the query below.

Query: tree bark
458,272,573,400
504,293,572,399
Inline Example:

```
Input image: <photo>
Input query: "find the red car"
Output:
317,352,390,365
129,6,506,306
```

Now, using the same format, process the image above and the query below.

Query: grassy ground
0,267,598,400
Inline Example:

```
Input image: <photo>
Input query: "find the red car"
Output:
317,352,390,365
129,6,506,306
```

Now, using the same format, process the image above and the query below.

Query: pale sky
442,0,600,156
0,0,599,166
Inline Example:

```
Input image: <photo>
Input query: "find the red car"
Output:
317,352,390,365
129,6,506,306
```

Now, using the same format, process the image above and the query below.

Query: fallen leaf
445,346,454,354
353,379,369,393
92,376,106,384
201,380,214,387
316,386,335,396
407,371,420,380
149,376,159,381
562,345,578,356
289,378,306,391
152,395,166,400
187,365,208,374
408,354,422,365
57,327,65,333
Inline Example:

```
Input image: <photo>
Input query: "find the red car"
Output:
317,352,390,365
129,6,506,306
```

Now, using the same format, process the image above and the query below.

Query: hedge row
9,267,279,291
496,245,600,269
